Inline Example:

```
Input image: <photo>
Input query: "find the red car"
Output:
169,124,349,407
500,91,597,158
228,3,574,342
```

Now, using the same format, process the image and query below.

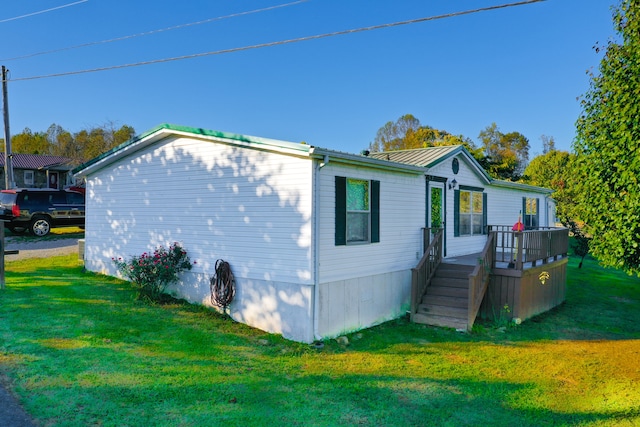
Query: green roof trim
73,123,311,175
490,179,554,194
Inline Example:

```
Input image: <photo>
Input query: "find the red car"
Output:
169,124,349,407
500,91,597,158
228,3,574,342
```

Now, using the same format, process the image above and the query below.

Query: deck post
515,232,524,270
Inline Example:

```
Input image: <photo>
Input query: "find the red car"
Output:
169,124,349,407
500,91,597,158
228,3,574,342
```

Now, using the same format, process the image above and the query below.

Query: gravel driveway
4,236,80,261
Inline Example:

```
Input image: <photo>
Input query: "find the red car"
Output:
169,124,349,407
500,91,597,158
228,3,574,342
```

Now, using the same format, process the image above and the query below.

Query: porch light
448,179,457,190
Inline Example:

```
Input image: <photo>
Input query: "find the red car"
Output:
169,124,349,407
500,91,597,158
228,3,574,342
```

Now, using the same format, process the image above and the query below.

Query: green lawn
0,254,639,426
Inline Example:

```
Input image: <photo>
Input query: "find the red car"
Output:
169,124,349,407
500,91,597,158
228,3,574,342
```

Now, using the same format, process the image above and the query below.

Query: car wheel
7,226,27,235
30,217,52,237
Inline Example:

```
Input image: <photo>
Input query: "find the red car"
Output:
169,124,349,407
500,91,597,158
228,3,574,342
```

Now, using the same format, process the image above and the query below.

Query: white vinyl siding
83,135,313,286
428,156,488,257
488,189,547,229
318,163,425,284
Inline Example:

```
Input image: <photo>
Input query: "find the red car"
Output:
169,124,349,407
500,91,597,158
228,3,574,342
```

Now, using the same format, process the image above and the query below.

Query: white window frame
346,178,371,244
24,170,35,186
458,189,484,236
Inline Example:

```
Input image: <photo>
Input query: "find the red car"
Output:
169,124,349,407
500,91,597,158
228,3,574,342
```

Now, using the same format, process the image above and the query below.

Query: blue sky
1,0,616,157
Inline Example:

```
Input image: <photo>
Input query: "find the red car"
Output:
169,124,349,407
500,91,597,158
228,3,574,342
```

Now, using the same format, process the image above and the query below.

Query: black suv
0,188,85,236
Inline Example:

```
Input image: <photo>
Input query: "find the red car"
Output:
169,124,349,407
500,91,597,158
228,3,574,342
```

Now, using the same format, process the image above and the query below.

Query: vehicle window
66,192,84,204
23,193,48,204
49,193,66,204
0,193,16,204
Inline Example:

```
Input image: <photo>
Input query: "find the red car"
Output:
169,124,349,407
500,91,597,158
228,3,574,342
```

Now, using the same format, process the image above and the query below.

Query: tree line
0,122,136,165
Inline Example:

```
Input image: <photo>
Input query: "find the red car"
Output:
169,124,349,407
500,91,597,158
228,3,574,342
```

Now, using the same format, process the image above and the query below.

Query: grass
0,254,639,426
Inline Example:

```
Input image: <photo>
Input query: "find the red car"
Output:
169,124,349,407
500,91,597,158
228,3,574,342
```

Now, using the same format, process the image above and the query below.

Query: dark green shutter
522,197,527,228
371,180,380,243
335,176,346,246
482,192,488,234
534,198,539,228
454,189,460,237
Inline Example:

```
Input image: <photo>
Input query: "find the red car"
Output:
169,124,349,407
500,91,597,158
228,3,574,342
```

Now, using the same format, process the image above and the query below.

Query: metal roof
73,123,426,177
369,145,552,194
0,153,73,170
367,145,463,167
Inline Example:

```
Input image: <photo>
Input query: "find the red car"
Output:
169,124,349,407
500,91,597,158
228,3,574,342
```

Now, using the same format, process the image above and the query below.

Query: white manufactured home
73,124,557,342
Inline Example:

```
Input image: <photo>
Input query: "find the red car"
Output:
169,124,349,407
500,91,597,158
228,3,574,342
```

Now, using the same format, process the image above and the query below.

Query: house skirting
317,269,411,339
169,273,315,344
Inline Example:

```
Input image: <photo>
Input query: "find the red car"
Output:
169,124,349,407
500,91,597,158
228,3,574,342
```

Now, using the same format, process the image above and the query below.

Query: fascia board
310,147,426,175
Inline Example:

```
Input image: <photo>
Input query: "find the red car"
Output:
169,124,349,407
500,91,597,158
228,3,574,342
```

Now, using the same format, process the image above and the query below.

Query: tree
47,124,79,161
573,0,640,275
369,114,422,152
4,122,136,164
478,123,530,181
11,128,50,154
368,114,483,161
566,219,592,269
112,124,136,146
523,150,592,264
68,122,135,160
540,134,556,154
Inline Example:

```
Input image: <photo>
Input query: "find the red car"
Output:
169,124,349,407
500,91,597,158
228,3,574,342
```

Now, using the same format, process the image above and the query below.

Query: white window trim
24,170,35,186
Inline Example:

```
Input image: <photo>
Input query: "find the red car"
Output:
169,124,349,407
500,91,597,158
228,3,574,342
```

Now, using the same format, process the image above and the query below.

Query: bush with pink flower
113,243,194,301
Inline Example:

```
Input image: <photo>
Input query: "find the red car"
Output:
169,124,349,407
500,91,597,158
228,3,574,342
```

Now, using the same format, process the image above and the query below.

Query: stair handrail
410,229,443,318
467,231,495,330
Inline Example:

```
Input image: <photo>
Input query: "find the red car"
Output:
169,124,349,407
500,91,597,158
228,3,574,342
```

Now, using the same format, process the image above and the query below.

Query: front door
48,172,59,189
429,181,446,256
430,184,444,229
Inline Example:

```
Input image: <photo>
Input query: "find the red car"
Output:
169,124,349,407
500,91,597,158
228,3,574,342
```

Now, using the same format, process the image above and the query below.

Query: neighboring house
0,153,77,190
73,124,562,343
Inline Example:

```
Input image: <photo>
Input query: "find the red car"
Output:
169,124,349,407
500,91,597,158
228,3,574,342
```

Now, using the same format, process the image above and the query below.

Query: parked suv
0,188,85,236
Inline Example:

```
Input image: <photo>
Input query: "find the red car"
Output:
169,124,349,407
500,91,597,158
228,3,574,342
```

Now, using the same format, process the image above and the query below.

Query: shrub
113,243,194,301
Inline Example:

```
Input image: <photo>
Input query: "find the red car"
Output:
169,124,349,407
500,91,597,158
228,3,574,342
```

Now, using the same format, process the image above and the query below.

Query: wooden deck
410,226,569,330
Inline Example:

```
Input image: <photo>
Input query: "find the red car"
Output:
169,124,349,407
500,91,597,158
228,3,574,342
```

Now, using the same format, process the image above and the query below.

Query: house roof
73,123,426,177
0,153,73,170
72,124,553,195
369,145,493,184
368,145,462,167
368,145,553,194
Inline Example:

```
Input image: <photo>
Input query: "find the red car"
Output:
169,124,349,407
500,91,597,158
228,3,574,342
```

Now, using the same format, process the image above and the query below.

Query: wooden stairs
412,263,475,331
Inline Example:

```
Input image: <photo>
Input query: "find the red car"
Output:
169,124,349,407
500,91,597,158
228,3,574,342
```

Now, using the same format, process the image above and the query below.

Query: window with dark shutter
335,176,380,245
335,176,347,246
523,197,539,230
455,187,486,236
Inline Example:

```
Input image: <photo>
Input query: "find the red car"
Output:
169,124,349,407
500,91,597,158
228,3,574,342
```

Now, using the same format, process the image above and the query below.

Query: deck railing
467,232,494,330
488,226,568,269
410,229,443,318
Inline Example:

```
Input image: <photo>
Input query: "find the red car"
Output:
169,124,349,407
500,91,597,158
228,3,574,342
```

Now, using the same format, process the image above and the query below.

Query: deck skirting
478,258,568,322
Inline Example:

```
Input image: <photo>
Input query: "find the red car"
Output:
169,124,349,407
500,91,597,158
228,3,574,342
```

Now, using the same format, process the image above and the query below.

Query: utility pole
2,65,15,190
1,66,8,289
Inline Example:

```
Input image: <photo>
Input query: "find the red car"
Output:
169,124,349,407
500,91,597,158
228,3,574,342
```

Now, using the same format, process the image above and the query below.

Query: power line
10,0,546,82
1,0,308,62
0,0,88,24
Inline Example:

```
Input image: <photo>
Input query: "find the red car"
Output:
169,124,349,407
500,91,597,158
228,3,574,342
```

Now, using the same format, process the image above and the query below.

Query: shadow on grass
1,254,639,426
